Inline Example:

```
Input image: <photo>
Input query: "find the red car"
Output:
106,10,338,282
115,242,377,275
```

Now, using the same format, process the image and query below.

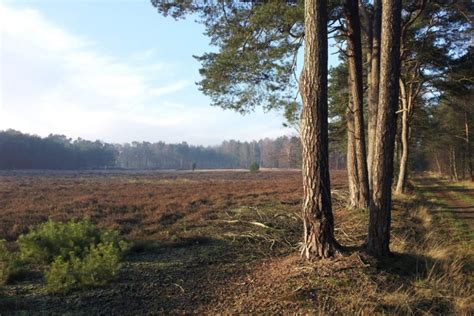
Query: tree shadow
372,252,455,314
375,252,437,278
0,236,255,314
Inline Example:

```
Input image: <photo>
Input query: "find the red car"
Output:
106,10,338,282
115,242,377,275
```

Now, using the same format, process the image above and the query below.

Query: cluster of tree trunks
151,0,471,260
344,0,370,210
300,0,401,258
366,0,381,189
428,100,472,182
300,0,402,258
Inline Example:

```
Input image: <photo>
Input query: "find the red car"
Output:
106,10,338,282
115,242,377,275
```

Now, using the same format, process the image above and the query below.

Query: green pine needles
2,219,128,292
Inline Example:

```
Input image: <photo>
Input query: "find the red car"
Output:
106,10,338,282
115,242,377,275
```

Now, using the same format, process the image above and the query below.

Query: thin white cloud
0,4,188,133
0,3,289,145
149,80,190,97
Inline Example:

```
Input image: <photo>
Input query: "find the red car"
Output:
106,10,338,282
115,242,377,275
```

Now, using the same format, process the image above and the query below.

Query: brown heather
0,170,472,314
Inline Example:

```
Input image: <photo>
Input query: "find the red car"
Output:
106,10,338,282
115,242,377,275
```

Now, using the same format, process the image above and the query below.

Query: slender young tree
394,0,469,193
367,0,402,257
395,0,427,193
346,100,361,208
300,0,339,258
366,0,381,185
343,0,370,209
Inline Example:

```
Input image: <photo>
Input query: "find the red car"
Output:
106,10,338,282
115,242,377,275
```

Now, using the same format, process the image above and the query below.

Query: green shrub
45,257,76,292
0,240,21,285
18,219,127,292
45,241,123,292
74,241,122,285
0,240,11,284
18,219,120,264
249,162,260,173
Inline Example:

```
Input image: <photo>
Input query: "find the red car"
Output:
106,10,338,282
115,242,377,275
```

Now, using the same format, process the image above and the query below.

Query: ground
415,176,474,229
0,170,472,314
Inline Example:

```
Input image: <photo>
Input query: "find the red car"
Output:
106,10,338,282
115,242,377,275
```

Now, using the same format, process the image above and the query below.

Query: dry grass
0,170,349,241
0,171,472,314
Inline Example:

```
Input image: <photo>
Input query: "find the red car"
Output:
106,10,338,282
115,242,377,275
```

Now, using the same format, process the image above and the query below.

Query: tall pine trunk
345,0,370,208
299,0,338,259
367,0,381,186
367,0,402,257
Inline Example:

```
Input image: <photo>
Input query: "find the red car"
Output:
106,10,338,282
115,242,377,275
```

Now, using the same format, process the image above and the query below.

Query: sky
0,0,338,145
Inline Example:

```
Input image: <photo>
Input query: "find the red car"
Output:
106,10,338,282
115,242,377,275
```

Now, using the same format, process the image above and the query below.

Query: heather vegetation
0,171,472,313
1,0,473,313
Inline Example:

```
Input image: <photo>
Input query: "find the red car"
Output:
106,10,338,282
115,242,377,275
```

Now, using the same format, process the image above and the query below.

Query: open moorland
0,170,473,314
0,169,347,242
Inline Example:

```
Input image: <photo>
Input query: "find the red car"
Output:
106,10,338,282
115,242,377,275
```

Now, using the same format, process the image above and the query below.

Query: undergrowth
0,240,22,285
1,174,472,314
2,219,127,292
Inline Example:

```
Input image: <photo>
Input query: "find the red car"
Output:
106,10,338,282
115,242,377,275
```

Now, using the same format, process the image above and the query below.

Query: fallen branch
218,219,274,229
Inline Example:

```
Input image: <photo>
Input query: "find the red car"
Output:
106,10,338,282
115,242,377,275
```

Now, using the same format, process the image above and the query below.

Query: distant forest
0,130,346,170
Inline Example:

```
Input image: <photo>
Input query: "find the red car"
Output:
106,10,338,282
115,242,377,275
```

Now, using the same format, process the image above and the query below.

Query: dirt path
415,176,474,229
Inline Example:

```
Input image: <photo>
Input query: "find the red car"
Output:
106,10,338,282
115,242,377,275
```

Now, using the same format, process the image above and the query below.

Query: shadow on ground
1,237,260,314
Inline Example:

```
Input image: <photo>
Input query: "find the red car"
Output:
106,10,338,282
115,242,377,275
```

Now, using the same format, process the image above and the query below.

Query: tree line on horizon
0,130,349,170
0,130,116,170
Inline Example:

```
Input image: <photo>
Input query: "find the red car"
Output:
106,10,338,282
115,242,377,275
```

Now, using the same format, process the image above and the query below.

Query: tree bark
395,79,411,194
462,149,466,180
366,0,402,258
465,108,473,181
395,107,409,193
367,0,381,186
395,107,409,194
345,0,370,208
451,146,459,181
347,105,360,208
449,145,454,181
435,153,442,175
299,0,338,259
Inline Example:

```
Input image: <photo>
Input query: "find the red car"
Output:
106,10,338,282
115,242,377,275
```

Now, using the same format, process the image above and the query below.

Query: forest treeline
0,129,346,170
0,131,116,170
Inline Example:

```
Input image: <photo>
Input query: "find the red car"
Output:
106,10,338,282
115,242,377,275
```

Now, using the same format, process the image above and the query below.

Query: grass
416,177,474,242
289,193,473,314
0,171,472,314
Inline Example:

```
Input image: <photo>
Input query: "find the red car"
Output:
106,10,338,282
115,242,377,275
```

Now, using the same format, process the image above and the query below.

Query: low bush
249,162,260,173
18,219,121,264
0,240,21,285
17,219,127,292
45,241,123,292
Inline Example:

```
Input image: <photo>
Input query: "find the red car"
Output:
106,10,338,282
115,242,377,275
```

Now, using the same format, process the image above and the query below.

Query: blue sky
1,0,338,145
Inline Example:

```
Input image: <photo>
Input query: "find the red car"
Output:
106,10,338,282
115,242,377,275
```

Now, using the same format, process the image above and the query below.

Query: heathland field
0,170,472,314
